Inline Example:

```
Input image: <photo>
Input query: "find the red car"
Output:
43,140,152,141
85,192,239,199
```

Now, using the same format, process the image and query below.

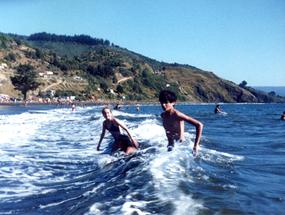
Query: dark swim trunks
113,134,133,152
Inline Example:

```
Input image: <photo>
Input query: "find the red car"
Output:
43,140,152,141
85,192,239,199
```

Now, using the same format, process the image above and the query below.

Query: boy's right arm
97,123,106,151
113,118,139,149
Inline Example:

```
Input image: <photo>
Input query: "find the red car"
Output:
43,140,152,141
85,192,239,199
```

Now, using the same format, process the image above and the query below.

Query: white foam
148,146,205,215
201,148,244,163
132,119,165,143
86,203,104,215
112,110,152,118
0,105,244,214
121,201,151,215
0,107,104,200
96,154,119,168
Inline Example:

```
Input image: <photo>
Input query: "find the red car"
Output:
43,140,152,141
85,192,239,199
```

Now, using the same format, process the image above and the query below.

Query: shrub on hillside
4,53,16,61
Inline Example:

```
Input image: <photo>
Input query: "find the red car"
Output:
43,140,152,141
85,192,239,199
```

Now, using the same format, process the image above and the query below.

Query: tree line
28,32,111,46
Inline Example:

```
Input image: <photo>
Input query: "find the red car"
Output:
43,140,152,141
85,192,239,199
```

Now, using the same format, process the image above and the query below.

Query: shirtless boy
159,90,203,154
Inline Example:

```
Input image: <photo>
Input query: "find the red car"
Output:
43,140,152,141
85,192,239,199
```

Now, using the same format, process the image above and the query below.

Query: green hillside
1,32,284,103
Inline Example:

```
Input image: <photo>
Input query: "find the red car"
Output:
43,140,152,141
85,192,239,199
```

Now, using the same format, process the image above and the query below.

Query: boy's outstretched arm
177,111,203,154
97,124,106,151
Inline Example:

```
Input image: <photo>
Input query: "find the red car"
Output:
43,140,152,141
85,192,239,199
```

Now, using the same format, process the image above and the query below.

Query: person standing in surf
214,104,222,114
281,111,285,121
97,107,139,154
159,90,203,154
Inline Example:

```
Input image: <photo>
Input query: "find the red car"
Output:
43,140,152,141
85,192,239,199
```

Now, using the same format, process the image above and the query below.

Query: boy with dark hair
159,90,203,154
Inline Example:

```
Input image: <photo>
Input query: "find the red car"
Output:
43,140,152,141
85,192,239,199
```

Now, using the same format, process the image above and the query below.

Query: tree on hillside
239,80,247,88
268,91,276,97
116,85,124,94
10,64,40,100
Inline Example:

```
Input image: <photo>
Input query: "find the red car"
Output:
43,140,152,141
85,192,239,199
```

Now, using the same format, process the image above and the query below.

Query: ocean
0,103,284,215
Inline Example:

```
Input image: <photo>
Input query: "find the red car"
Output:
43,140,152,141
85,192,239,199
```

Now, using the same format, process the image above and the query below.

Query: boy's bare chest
162,114,180,130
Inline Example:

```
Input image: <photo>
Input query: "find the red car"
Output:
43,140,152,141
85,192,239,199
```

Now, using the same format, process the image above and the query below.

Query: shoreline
0,100,160,107
1,101,282,107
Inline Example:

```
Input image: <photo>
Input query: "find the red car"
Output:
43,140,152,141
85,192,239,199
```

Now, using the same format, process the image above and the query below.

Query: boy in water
159,90,203,154
97,107,139,155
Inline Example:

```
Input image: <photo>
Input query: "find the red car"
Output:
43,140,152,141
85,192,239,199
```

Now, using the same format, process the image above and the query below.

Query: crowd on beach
0,94,152,107
0,94,98,105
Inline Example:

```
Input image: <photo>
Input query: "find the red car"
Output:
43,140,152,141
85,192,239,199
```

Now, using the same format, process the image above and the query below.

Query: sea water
0,103,284,215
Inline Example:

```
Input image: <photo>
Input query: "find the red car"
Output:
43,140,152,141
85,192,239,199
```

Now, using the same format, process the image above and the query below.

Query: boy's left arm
177,111,203,153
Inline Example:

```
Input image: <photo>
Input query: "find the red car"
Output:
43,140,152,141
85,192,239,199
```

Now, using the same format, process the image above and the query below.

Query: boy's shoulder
173,109,187,119
172,108,181,116
161,109,180,117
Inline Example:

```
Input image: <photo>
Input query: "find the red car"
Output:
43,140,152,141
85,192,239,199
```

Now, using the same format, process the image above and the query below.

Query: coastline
0,99,160,107
2,101,282,108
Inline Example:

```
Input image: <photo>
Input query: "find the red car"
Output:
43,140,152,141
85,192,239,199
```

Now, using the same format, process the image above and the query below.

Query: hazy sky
0,0,284,86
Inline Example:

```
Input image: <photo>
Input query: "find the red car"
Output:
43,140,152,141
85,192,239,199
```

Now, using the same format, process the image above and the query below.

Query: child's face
102,109,113,120
160,101,175,112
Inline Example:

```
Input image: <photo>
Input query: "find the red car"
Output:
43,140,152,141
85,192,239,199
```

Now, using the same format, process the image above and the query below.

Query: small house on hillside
73,76,83,81
39,71,54,79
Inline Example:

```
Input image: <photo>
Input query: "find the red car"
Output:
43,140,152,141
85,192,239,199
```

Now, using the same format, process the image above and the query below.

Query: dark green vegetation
1,32,284,102
10,64,40,100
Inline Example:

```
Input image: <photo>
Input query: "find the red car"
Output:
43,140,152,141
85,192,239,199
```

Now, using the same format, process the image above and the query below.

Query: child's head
102,107,113,120
159,90,177,104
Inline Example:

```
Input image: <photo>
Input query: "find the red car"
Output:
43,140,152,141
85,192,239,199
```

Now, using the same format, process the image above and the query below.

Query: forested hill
28,32,111,46
0,32,284,103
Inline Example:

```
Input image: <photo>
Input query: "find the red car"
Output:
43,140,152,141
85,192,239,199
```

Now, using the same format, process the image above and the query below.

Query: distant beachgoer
214,104,222,114
97,107,139,155
159,90,203,154
71,103,76,111
136,104,140,112
114,103,121,110
281,111,285,121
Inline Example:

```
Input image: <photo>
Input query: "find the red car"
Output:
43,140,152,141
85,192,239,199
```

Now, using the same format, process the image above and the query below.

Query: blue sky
0,0,284,86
